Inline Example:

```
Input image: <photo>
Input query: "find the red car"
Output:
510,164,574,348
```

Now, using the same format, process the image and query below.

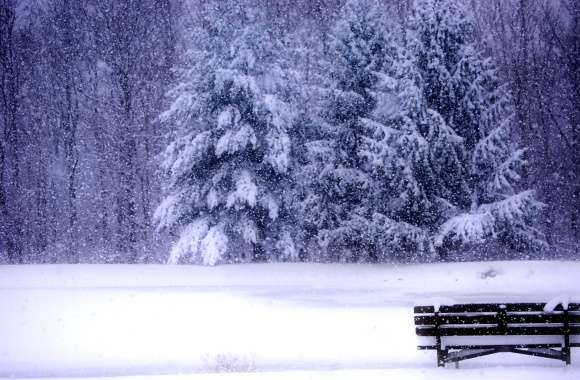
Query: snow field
1,261,579,379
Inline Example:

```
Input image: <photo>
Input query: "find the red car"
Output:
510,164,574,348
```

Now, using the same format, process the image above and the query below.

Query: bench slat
415,314,497,325
415,313,580,326
416,325,580,337
415,303,580,314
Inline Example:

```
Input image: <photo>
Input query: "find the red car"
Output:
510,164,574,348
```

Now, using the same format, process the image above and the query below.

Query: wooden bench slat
569,304,580,312
415,303,580,314
415,313,580,326
507,313,580,324
414,305,436,313
416,325,580,337
415,314,497,325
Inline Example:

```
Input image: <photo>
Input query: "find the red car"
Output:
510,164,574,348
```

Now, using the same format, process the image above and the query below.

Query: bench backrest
415,303,580,338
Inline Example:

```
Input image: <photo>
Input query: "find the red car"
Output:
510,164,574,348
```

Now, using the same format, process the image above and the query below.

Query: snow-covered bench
414,302,580,367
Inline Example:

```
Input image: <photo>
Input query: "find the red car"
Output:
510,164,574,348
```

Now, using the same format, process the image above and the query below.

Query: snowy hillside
1,261,580,380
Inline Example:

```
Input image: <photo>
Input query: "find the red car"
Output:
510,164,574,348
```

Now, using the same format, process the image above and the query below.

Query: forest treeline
0,0,578,264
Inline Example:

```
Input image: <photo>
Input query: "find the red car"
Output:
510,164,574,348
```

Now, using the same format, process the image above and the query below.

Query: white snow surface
1,261,580,380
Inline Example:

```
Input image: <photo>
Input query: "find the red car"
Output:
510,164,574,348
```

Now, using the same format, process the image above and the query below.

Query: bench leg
564,309,572,365
563,347,571,365
437,348,448,367
563,343,571,365
435,311,446,367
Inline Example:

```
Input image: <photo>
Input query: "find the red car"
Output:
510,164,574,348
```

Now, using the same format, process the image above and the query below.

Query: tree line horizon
0,0,579,264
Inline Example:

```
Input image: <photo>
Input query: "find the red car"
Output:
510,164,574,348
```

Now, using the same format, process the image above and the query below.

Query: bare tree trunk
0,0,22,263
570,0,580,239
0,135,7,260
511,0,533,184
90,69,111,248
115,72,139,260
62,82,80,262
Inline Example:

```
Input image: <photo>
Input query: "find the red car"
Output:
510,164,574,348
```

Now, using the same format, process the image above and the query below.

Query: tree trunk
0,0,22,263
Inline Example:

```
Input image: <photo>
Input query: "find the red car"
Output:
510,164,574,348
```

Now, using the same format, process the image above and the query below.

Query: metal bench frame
414,302,580,367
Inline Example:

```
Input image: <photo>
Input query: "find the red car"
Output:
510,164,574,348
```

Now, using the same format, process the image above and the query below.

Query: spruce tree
369,44,467,260
300,0,393,261
155,14,297,265
408,0,545,256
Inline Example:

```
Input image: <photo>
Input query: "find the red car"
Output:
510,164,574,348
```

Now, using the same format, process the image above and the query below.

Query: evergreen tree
368,44,466,260
300,0,393,261
283,26,329,260
155,13,297,265
408,0,545,256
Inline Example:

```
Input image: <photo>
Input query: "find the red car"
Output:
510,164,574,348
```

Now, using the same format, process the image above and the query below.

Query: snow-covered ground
1,261,579,380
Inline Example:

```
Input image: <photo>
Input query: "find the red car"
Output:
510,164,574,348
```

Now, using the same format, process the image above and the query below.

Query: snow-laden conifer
299,0,395,261
155,12,297,265
408,0,545,256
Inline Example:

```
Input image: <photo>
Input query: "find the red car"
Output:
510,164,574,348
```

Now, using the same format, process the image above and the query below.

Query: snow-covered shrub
201,353,256,373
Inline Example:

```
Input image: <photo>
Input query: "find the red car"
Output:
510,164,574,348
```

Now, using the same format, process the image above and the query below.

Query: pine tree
155,13,297,265
408,0,545,257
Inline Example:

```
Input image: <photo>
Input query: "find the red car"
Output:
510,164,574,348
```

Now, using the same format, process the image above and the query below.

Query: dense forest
0,0,579,264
